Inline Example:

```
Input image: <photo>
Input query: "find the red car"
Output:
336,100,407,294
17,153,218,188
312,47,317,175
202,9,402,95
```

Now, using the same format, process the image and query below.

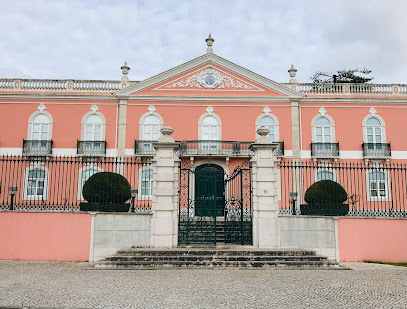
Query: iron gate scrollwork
178,160,252,245
224,161,252,245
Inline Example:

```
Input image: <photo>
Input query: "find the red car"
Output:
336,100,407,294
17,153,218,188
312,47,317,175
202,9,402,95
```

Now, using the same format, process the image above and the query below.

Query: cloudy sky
0,0,406,84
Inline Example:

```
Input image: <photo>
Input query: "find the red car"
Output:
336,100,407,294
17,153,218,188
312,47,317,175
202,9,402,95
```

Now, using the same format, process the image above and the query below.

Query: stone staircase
94,248,341,269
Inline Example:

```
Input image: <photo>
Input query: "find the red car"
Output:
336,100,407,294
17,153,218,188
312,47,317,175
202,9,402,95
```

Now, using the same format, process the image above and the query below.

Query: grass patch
364,260,407,267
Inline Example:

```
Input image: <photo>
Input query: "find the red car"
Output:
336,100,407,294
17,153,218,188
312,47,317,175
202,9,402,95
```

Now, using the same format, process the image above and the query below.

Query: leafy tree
311,68,373,84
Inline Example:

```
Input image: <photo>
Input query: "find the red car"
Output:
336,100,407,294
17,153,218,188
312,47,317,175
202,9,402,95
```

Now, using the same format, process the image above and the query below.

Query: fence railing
362,143,391,157
311,142,339,157
279,160,407,217
178,140,253,156
77,140,107,156
135,140,157,155
22,140,53,156
0,156,152,212
283,83,400,95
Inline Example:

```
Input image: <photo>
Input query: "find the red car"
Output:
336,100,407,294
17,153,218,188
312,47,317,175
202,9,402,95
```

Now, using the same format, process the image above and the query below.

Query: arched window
315,117,332,143
202,116,219,141
316,170,334,181
366,117,382,144
85,115,103,141
255,113,279,142
32,114,50,140
143,115,161,141
259,116,276,141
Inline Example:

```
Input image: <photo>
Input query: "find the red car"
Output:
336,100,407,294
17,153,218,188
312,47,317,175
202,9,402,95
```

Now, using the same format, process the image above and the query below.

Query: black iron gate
224,161,252,245
178,160,252,245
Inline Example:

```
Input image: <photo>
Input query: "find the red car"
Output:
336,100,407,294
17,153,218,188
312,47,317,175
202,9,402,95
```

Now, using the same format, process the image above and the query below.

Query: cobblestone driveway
0,261,406,309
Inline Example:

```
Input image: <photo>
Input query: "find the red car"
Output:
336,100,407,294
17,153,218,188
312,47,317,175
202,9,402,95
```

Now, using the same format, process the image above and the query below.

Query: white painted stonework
250,128,281,248
150,126,180,248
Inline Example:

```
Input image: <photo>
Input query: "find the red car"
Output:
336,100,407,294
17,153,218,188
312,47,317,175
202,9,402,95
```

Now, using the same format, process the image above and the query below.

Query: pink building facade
0,36,406,262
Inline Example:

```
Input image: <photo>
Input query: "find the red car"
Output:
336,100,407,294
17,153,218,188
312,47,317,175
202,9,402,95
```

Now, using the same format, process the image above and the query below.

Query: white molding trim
197,109,222,141
27,109,54,140
115,53,303,98
311,113,336,142
80,111,107,141
255,112,280,141
138,110,164,140
22,165,49,201
362,113,386,143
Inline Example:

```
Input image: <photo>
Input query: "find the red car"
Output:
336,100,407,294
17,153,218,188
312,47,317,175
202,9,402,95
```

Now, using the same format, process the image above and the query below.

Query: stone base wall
279,215,339,261
90,213,152,262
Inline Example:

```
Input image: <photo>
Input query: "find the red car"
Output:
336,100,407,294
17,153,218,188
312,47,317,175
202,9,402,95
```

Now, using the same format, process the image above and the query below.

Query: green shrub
82,172,131,205
304,180,347,204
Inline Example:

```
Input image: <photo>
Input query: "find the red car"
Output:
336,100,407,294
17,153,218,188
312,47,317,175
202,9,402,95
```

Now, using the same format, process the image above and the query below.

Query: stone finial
160,125,174,137
158,125,175,143
121,61,130,82
288,64,297,84
257,126,270,137
205,34,214,54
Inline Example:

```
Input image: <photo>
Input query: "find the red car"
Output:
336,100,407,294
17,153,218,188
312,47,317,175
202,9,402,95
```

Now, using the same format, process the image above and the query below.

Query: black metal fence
0,155,152,212
279,160,407,217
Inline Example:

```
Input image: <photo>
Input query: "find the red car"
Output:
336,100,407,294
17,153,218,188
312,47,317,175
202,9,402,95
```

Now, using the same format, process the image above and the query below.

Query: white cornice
115,53,303,99
0,94,119,101
126,95,293,103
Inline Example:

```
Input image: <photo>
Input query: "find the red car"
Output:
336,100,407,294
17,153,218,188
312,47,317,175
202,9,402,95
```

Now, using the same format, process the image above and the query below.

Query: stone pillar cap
160,125,174,137
257,126,270,137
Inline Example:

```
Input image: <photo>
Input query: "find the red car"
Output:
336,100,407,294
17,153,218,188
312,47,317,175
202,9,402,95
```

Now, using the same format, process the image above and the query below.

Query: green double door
194,165,225,217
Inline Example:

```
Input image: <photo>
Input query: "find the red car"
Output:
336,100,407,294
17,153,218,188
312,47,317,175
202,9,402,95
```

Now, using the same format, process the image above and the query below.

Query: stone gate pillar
250,126,280,248
150,126,180,248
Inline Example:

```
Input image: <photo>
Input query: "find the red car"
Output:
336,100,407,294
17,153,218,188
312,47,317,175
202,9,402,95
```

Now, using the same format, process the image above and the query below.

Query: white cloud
0,0,405,83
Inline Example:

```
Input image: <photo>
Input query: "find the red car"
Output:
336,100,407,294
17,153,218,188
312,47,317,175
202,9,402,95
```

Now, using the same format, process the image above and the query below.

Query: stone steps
94,248,340,269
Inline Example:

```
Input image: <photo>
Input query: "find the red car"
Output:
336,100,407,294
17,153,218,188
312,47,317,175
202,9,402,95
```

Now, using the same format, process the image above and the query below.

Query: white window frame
23,166,48,200
139,111,164,140
366,169,391,202
362,114,386,143
311,114,335,143
255,113,279,141
314,163,337,182
198,112,222,141
77,165,104,200
81,112,106,141
138,168,153,200
27,110,53,140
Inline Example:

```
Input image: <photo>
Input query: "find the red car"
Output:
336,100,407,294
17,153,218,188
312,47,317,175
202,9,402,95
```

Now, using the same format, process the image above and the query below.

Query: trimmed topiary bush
302,180,349,216
81,172,131,212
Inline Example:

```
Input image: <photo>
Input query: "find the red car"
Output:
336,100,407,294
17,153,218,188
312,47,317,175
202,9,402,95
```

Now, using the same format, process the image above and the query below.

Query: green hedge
304,180,347,204
82,172,131,205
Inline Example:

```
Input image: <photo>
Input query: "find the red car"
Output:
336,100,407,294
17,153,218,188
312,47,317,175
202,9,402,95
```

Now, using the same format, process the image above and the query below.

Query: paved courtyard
0,261,406,309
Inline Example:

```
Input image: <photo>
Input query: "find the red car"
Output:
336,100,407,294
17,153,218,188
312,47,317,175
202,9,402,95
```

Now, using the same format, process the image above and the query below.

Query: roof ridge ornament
121,61,130,82
288,64,297,84
206,34,214,54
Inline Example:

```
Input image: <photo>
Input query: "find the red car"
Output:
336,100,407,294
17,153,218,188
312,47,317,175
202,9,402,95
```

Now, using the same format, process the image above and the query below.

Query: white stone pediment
115,53,302,98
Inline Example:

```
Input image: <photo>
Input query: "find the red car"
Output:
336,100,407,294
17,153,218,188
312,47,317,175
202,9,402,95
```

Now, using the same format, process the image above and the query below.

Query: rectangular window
25,169,47,200
368,170,389,201
141,169,153,198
